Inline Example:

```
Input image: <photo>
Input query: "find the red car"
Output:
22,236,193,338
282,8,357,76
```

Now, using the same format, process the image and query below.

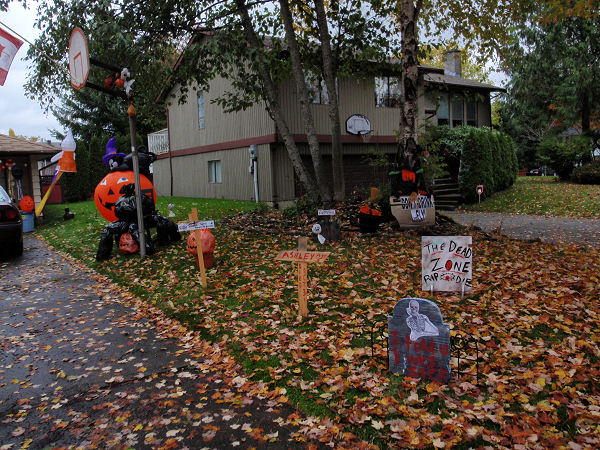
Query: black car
0,185,23,258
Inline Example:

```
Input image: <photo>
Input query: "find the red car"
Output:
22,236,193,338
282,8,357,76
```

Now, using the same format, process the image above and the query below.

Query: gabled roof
0,134,59,155
423,72,506,92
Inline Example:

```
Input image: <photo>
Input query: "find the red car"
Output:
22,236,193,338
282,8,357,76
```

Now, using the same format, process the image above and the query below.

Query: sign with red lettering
275,250,331,264
422,236,472,292
388,298,450,383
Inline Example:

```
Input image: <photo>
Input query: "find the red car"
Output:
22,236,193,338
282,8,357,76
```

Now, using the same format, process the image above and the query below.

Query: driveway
443,211,600,247
0,235,318,449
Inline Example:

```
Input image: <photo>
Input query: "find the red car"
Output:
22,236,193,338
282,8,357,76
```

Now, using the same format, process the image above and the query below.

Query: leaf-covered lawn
37,199,600,447
461,177,600,218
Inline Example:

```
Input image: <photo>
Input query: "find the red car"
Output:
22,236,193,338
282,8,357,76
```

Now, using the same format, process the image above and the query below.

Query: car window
0,185,11,203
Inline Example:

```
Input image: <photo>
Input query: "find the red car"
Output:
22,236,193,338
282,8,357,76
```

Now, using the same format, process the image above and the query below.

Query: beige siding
271,145,296,202
154,144,274,202
167,78,275,152
278,77,401,137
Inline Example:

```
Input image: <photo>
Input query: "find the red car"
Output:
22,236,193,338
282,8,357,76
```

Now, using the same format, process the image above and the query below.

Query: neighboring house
0,134,60,207
150,49,504,206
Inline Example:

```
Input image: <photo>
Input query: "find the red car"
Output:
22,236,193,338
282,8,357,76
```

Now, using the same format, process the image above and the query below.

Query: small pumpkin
94,171,156,222
187,230,216,268
20,195,35,212
118,232,139,254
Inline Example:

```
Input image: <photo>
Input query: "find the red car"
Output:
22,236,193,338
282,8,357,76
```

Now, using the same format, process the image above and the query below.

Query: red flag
0,27,23,86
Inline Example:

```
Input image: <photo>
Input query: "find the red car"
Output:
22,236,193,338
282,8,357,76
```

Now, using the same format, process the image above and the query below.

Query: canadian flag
0,28,23,86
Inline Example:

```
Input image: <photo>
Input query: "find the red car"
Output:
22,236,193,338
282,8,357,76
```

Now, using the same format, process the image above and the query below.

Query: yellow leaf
535,377,546,387
134,424,143,431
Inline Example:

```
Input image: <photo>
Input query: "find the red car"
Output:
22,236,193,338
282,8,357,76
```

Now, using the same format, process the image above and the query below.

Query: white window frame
375,76,402,108
208,160,221,184
197,91,205,129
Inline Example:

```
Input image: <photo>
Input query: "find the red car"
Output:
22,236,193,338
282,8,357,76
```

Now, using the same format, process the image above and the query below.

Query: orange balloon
94,171,156,222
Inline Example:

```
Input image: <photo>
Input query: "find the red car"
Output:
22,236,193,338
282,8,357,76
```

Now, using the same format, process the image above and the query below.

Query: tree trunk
314,0,345,203
233,0,319,199
398,0,422,178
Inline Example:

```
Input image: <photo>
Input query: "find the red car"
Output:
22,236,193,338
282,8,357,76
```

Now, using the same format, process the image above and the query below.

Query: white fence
147,128,169,155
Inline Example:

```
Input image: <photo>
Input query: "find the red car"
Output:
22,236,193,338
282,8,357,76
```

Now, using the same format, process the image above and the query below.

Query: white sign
422,236,472,292
68,27,90,90
177,220,215,232
476,185,483,195
318,209,336,216
411,209,426,222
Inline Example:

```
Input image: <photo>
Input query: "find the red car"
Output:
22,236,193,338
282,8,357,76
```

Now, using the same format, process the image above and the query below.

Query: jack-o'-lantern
118,232,139,254
94,171,156,222
187,230,216,268
20,196,35,212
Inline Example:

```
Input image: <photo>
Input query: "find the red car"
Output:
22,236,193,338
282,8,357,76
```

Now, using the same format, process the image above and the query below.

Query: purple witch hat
102,137,126,165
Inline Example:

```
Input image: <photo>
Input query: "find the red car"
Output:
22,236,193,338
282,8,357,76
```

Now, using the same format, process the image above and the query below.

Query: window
197,91,205,129
375,76,401,107
305,73,329,104
208,160,221,183
437,95,449,126
451,99,464,127
466,101,477,126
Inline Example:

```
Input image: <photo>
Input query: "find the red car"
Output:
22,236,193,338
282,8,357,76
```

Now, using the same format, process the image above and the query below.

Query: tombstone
388,298,451,383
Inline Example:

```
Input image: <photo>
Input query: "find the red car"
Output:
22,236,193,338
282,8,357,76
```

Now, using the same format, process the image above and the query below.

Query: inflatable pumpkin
20,195,35,212
94,171,156,222
118,232,139,254
187,230,216,268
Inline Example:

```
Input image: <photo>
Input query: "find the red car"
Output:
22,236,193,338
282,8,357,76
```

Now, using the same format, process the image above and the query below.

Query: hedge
571,160,600,185
421,126,518,203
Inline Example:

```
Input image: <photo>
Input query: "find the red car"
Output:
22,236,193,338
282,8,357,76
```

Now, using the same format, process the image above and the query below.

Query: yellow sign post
275,237,330,317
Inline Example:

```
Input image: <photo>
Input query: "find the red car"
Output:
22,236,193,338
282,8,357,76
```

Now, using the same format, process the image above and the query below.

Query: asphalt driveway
443,211,600,247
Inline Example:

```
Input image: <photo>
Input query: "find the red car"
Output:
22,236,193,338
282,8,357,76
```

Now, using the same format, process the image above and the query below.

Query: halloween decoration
19,195,34,212
10,165,24,200
95,183,181,261
187,229,216,268
119,232,139,254
358,187,383,233
94,171,156,222
102,137,126,172
63,208,75,220
36,131,78,217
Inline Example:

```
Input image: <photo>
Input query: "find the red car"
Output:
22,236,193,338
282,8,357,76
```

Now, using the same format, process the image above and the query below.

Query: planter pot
358,212,382,233
390,195,435,229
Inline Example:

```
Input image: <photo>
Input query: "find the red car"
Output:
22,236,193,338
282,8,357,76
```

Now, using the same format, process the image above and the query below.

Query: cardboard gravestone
422,236,472,293
312,209,341,244
388,298,450,383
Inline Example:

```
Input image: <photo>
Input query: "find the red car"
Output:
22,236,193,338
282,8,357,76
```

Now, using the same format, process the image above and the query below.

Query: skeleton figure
406,299,439,342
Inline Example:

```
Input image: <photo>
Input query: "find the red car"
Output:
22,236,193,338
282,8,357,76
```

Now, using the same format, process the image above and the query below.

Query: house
150,50,505,206
0,134,60,207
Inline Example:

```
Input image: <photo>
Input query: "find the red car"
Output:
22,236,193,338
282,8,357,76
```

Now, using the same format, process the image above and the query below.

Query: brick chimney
444,50,462,77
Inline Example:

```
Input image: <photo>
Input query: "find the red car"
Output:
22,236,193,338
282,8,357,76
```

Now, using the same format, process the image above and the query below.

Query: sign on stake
275,237,330,317
422,236,472,297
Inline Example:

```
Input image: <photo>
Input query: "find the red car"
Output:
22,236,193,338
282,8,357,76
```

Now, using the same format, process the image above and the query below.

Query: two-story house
150,49,504,207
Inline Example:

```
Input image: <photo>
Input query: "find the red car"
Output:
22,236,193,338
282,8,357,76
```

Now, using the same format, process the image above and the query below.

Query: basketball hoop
68,28,89,90
360,130,373,144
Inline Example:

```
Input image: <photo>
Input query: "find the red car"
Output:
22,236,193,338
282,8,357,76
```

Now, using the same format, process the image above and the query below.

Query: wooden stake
189,208,207,287
297,237,308,317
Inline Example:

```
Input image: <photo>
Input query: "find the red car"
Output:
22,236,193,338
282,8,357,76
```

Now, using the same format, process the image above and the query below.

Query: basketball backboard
68,27,89,90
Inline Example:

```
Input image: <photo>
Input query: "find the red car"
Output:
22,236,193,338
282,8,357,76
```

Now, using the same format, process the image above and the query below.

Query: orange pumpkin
118,232,139,254
20,195,35,212
187,230,216,268
94,171,156,222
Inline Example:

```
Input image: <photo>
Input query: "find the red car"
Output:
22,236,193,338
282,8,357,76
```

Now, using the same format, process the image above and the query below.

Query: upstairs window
208,160,221,183
466,101,478,126
197,91,205,129
306,74,329,105
437,95,449,126
375,76,401,108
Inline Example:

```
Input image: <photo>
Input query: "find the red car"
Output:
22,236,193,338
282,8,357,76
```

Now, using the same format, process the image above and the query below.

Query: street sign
68,28,89,90
476,185,483,195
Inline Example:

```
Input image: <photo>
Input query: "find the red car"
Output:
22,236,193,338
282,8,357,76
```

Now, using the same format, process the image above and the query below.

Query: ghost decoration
312,223,326,245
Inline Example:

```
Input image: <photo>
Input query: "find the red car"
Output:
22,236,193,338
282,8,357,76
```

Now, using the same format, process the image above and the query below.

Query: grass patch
461,176,600,218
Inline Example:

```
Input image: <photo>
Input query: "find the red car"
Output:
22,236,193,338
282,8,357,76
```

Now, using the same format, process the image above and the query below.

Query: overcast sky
0,2,62,142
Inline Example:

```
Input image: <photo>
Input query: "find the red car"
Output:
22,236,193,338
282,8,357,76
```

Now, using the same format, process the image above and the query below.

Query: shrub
571,160,600,185
537,135,593,180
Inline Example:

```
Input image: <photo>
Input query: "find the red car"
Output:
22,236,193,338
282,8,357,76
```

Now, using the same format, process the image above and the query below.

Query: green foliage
571,160,600,185
537,135,593,180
